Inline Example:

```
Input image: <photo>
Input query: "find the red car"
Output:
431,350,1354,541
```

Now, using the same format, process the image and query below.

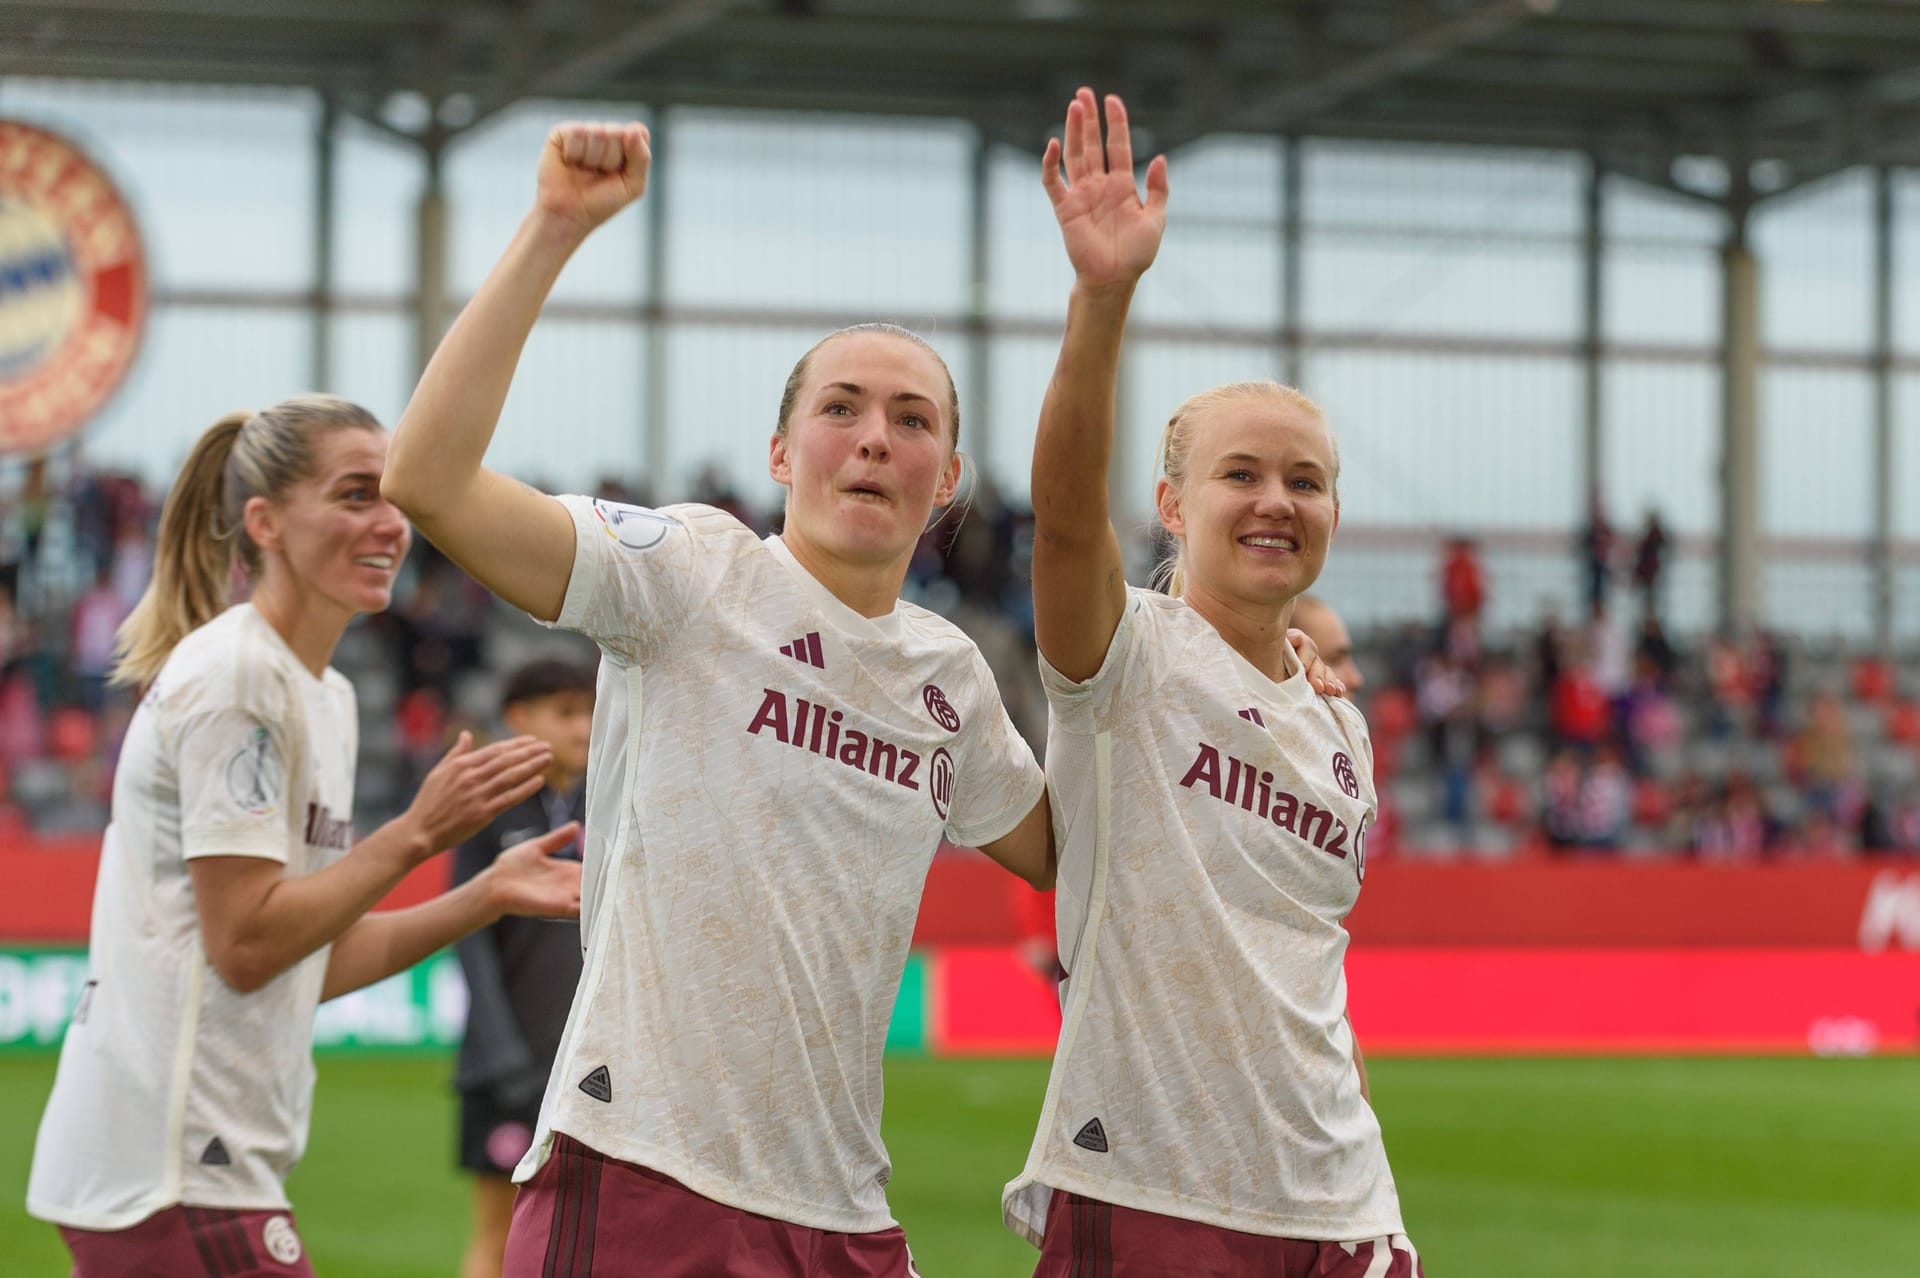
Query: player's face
1294,603,1365,691
506,690,594,776
1158,400,1338,613
266,429,413,616
769,332,960,570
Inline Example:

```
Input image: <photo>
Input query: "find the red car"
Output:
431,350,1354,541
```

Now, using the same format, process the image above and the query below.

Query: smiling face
769,329,961,573
1156,391,1339,614
246,427,412,619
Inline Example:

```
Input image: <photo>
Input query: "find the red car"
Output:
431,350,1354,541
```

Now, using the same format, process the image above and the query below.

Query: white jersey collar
763,534,905,643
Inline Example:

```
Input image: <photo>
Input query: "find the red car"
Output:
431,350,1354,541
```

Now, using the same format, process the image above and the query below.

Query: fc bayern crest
0,121,148,457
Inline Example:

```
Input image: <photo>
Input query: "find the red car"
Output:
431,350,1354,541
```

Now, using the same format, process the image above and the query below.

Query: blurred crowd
5,459,1918,859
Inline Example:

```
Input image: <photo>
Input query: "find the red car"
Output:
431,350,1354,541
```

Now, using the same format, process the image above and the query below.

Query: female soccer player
1003,90,1421,1276
27,395,584,1278
381,123,1057,1278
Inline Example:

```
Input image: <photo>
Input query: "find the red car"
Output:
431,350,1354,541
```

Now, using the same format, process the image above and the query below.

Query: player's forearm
199,816,434,994
386,209,585,518
321,874,502,1000
1031,282,1135,541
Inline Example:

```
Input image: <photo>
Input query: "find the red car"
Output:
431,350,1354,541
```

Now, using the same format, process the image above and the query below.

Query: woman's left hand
1289,629,1349,699
486,823,585,920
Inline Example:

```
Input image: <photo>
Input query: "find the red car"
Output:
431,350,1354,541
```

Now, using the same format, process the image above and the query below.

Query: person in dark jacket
453,658,594,1278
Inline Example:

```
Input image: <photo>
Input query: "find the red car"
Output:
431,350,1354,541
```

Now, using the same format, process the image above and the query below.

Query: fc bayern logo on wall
0,121,148,456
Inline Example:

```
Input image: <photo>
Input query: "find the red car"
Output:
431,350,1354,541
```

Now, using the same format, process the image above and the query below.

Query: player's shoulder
156,605,303,718
896,599,985,658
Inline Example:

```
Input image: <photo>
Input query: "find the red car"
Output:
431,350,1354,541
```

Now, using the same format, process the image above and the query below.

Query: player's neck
1181,583,1299,683
248,576,352,677
541,762,581,794
775,529,907,620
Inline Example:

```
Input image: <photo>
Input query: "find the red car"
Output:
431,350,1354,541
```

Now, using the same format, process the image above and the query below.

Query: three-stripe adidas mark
778,632,825,668
579,1065,613,1103
200,1136,231,1166
1072,1117,1109,1153
1237,707,1266,727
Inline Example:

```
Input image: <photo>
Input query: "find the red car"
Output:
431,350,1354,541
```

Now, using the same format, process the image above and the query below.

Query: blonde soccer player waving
1002,90,1422,1277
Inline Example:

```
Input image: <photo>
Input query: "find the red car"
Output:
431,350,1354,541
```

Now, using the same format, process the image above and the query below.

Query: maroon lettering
1178,743,1223,797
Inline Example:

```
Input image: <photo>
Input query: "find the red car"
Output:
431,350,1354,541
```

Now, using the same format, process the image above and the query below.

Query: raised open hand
1042,88,1169,289
536,121,651,238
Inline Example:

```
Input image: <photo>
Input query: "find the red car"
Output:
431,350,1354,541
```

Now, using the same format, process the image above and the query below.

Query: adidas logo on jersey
579,1066,613,1103
747,689,929,796
1237,707,1266,727
1072,1118,1109,1153
200,1137,231,1166
1178,742,1359,861
778,632,825,668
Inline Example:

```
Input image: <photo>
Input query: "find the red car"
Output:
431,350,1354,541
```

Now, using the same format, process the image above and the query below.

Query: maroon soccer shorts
58,1205,315,1278
503,1132,922,1278
1033,1190,1424,1278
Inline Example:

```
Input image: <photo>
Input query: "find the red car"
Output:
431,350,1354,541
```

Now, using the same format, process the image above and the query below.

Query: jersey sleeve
1036,588,1150,735
175,706,298,863
942,648,1046,849
546,496,710,665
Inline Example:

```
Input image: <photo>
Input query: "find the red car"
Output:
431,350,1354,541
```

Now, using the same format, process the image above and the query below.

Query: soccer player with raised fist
384,121,1055,1277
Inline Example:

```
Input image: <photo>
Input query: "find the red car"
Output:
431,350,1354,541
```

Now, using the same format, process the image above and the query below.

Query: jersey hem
1003,1166,1404,1249
27,1188,294,1232
527,1127,898,1235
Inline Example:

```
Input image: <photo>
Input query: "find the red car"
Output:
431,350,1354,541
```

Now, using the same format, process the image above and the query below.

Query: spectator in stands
1694,774,1774,860
1793,690,1857,822
1578,744,1632,852
1579,491,1613,614
1632,510,1669,622
1541,749,1585,850
1440,537,1486,626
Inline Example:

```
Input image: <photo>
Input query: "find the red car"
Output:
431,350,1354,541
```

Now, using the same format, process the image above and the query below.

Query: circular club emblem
927,746,954,820
1,121,147,456
486,1119,534,1171
1332,751,1360,799
260,1215,302,1265
591,499,676,551
922,684,960,733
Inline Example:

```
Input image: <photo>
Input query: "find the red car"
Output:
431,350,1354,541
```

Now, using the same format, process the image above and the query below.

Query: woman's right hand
536,120,651,240
1043,88,1169,291
404,731,552,857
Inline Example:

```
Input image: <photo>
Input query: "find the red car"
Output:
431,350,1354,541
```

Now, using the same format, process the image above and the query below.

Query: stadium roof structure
7,0,1920,206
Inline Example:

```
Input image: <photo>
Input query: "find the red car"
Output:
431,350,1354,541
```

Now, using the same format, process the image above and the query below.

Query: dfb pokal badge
0,121,147,457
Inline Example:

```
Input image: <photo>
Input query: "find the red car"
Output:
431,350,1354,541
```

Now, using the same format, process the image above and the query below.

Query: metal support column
1870,166,1896,652
643,114,670,492
310,96,337,392
1581,153,1604,509
965,127,992,492
413,145,449,377
1720,204,1762,633
1281,135,1303,388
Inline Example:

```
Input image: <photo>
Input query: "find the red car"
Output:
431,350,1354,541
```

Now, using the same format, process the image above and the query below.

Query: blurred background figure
452,659,594,1278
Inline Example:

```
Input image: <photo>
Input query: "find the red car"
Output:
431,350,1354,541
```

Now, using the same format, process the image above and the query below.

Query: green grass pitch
4,1054,1917,1275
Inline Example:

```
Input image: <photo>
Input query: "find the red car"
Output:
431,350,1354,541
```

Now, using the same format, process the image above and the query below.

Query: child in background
454,658,595,1278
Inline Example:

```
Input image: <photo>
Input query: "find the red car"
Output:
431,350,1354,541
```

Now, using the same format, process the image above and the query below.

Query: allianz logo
1857,870,1920,951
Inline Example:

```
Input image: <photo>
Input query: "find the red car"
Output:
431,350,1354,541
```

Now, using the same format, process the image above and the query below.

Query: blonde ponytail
112,413,249,688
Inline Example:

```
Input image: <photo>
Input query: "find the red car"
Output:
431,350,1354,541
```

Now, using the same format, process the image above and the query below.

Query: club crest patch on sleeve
591,499,679,551
225,726,283,816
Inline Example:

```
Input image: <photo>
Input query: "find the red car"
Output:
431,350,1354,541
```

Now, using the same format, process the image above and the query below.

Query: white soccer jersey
1004,587,1404,1245
28,603,358,1229
518,498,1044,1233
